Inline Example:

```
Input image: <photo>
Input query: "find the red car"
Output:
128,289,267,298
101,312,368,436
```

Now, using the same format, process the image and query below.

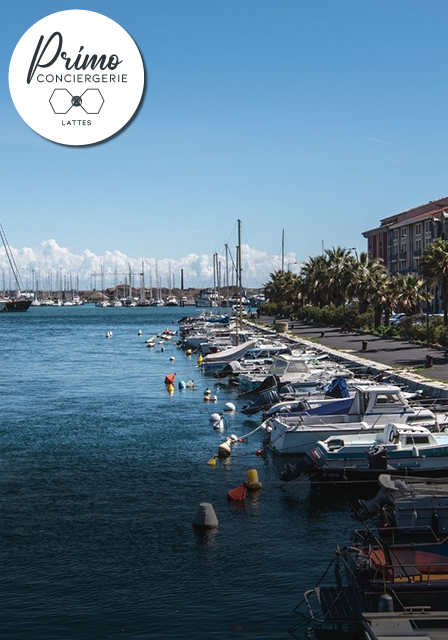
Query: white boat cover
203,340,257,363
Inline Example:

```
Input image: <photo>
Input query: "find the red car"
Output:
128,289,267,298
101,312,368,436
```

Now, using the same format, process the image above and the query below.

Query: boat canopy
203,340,257,364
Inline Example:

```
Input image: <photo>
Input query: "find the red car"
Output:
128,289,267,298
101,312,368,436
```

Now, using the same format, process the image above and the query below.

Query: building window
393,229,399,240
415,239,422,251
401,228,407,238
401,243,406,254
415,223,422,235
399,260,406,270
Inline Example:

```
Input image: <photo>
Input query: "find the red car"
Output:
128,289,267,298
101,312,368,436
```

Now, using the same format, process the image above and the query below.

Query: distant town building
362,196,448,274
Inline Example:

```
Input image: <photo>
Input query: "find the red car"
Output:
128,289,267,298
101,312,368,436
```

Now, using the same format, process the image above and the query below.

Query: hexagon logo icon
9,10,144,146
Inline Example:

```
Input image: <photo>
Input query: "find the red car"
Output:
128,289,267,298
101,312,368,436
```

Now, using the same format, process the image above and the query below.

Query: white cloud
0,239,297,289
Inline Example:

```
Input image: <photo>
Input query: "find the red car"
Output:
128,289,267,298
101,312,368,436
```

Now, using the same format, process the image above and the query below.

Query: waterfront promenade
259,315,448,383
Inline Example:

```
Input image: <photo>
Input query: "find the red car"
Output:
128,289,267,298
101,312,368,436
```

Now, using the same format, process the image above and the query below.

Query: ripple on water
0,306,354,639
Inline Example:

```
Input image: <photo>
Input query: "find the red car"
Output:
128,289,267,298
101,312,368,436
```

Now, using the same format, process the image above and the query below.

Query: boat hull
309,465,448,488
0,299,32,312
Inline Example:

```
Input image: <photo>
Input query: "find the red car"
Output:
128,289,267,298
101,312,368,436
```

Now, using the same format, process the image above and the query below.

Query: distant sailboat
165,262,179,306
96,264,110,307
0,219,31,312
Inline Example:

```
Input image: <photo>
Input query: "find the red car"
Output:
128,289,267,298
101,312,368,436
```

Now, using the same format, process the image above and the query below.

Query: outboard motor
368,445,388,470
279,456,314,482
241,388,281,415
358,486,394,520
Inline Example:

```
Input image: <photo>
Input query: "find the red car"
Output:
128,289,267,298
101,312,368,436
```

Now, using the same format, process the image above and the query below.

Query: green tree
420,239,448,326
391,273,428,316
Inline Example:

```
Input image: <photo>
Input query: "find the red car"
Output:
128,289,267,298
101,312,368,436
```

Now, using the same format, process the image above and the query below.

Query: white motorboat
312,423,448,473
238,352,352,392
359,473,448,534
363,611,448,639
266,385,446,455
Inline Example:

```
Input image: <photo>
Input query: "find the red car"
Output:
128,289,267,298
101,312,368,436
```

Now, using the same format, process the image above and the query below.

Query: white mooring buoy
192,502,219,530
224,402,236,413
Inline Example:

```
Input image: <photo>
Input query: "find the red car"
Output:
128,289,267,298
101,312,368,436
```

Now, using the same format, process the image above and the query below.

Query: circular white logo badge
9,10,144,146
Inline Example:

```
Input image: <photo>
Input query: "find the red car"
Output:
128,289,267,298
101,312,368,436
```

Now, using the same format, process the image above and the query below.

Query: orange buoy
227,482,247,501
164,374,176,385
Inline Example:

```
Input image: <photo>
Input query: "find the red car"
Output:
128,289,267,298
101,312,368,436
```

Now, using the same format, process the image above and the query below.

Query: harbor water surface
1,306,355,639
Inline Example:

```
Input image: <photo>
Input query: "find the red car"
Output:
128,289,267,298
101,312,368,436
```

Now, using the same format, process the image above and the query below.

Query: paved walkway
258,315,448,382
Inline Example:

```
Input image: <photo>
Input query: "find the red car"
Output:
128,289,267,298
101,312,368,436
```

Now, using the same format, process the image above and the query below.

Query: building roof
362,196,448,237
389,209,448,229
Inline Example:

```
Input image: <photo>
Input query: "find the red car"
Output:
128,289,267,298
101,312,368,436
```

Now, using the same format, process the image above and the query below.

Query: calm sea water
0,306,356,639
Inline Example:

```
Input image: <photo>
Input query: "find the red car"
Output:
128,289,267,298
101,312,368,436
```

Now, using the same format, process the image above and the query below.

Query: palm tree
391,273,428,316
301,255,330,307
264,270,302,312
324,247,355,307
264,270,288,305
348,251,386,313
420,239,448,326
368,271,394,328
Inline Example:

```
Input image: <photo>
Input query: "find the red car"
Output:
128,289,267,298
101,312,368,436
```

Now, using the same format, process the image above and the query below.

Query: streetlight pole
287,261,297,272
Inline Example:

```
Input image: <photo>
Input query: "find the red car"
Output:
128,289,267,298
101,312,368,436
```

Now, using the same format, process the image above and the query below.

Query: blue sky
1,0,448,285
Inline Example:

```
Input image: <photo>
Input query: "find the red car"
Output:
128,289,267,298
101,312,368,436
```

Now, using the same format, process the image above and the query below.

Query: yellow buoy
167,383,175,393
197,355,203,365
247,468,263,490
186,349,192,356
207,455,218,467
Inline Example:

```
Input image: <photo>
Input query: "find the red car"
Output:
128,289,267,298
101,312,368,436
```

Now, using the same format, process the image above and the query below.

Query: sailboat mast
237,219,243,335
225,243,230,311
0,219,24,293
141,260,146,303
281,228,285,273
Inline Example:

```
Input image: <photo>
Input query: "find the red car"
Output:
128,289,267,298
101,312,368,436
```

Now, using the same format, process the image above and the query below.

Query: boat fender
218,439,232,458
